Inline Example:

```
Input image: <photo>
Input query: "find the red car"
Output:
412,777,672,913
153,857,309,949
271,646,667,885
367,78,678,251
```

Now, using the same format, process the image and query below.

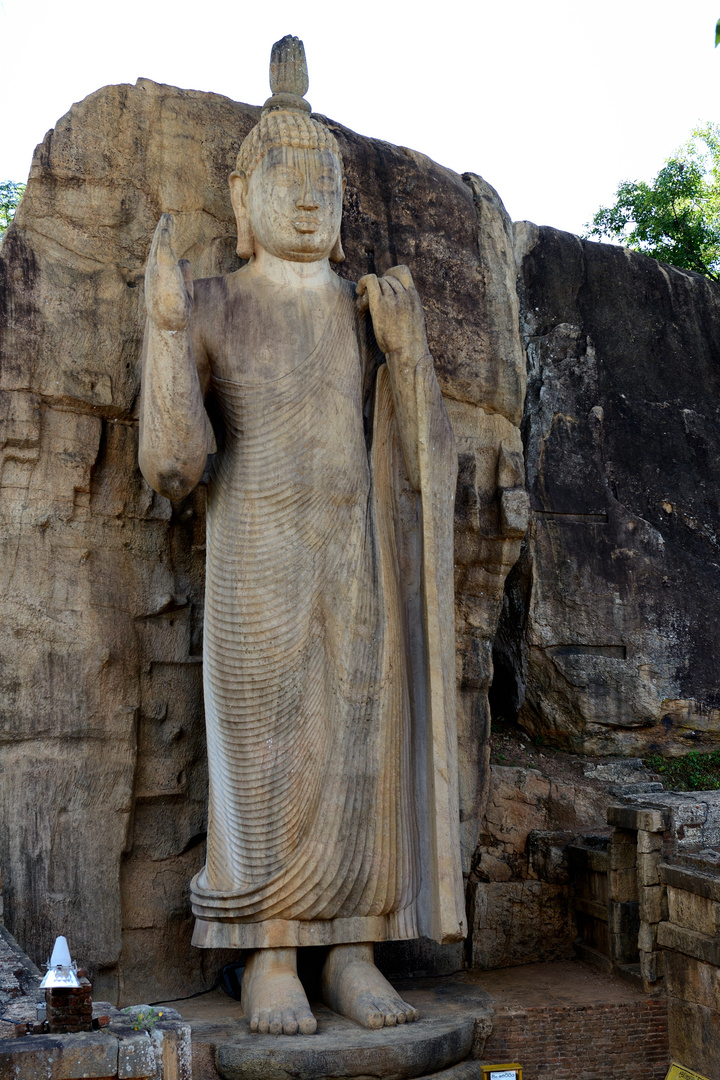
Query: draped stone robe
188,273,465,950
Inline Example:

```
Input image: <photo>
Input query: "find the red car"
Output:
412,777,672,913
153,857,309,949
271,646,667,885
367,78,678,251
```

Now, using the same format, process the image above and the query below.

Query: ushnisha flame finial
235,36,341,184
263,35,311,115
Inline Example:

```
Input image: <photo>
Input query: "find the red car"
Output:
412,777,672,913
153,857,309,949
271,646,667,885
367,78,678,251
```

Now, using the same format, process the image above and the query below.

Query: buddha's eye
268,166,301,187
316,173,338,191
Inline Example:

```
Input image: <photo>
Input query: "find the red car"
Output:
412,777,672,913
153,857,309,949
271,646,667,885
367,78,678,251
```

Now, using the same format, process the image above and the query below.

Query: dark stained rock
494,223,720,756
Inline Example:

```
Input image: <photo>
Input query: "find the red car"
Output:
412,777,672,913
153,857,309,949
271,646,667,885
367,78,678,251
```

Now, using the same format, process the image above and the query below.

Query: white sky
1,0,718,236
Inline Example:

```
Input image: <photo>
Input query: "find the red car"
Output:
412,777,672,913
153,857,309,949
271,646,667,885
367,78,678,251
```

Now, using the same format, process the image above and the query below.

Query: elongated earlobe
229,170,254,259
330,175,347,263
329,232,345,263
236,216,254,260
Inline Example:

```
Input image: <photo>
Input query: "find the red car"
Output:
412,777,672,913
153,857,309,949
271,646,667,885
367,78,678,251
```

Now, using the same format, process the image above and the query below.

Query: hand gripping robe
189,279,465,949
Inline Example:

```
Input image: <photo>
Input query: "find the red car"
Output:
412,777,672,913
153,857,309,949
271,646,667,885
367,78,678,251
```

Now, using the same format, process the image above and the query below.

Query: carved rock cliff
0,80,525,1000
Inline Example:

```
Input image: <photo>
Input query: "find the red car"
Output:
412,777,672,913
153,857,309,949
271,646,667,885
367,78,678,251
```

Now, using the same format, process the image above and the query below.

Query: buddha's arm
139,215,209,501
357,266,443,492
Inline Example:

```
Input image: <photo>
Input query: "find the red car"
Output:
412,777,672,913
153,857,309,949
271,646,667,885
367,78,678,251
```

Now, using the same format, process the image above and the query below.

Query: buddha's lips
293,217,319,232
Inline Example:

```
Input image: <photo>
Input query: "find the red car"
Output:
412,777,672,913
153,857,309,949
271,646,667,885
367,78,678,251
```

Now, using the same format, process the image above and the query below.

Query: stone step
616,962,644,991
573,940,614,974
608,782,665,797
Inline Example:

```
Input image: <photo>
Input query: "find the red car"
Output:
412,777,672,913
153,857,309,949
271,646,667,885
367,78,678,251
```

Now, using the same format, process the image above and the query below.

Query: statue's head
230,37,345,264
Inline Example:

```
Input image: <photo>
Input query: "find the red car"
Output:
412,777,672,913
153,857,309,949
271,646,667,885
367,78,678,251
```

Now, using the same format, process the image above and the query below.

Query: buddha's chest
206,284,355,385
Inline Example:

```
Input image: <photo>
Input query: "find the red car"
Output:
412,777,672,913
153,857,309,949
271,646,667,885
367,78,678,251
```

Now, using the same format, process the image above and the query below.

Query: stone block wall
481,999,668,1080
567,818,663,986
0,938,191,1080
1,1020,191,1080
607,805,669,988
569,800,708,991
658,855,720,1080
468,765,611,969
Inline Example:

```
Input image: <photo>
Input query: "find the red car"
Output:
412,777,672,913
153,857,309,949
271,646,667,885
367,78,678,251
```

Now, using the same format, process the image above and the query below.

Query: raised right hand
145,213,193,331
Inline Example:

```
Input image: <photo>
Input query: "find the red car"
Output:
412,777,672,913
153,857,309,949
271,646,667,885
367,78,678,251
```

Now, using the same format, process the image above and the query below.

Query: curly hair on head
235,110,342,180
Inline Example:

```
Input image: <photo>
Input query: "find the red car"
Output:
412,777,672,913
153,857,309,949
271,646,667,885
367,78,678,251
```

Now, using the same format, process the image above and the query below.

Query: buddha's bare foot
241,947,317,1035
321,943,419,1029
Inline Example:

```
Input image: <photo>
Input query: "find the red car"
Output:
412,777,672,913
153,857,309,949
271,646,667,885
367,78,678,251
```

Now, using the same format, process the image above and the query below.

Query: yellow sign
666,1064,712,1080
480,1067,522,1080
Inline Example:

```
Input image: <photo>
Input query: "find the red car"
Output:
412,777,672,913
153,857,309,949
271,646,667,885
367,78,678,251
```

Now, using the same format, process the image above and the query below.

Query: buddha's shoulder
192,271,237,300
189,273,230,317
190,270,248,324
192,268,358,311
336,275,358,300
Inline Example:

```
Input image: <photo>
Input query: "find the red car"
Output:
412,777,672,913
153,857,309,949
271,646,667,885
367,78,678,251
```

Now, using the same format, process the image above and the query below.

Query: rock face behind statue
0,77,525,1002
494,224,720,757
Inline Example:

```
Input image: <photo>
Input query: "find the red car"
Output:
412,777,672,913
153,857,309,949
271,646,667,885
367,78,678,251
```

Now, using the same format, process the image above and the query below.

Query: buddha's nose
296,175,320,210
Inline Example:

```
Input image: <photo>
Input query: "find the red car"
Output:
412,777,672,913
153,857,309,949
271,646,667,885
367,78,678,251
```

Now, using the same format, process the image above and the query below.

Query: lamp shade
49,937,72,968
39,935,81,989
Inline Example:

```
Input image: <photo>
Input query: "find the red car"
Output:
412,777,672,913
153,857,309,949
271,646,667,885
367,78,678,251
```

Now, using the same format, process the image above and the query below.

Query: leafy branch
585,124,720,281
0,181,26,238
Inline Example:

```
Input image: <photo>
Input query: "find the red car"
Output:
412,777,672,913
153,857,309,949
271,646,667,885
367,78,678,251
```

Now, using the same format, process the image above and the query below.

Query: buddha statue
139,35,465,1035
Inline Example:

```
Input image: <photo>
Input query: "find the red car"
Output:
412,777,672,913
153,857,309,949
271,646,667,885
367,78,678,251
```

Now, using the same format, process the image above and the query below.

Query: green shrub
644,750,720,791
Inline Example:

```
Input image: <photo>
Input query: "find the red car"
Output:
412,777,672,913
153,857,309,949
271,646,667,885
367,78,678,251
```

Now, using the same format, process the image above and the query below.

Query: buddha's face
244,145,344,262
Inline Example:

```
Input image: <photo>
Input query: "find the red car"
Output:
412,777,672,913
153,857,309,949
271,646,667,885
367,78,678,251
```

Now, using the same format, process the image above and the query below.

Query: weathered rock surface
0,81,524,999
495,224,720,756
0,923,41,1009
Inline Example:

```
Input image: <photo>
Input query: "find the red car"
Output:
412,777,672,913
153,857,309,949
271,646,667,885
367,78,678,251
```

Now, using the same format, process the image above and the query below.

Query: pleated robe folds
191,279,465,949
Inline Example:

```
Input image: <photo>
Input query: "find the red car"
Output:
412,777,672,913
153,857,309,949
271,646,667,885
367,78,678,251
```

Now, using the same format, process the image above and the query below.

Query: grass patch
644,750,720,791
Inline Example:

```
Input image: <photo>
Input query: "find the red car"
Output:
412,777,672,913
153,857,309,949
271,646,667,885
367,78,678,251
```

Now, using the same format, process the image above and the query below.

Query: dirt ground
466,958,650,1006
489,715,635,789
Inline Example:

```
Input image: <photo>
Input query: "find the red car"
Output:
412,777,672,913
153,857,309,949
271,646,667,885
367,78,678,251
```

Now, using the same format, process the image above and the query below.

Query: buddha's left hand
356,266,429,360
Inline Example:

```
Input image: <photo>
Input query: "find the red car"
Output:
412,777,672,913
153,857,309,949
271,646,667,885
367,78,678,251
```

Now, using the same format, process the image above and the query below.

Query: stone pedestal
192,980,492,1080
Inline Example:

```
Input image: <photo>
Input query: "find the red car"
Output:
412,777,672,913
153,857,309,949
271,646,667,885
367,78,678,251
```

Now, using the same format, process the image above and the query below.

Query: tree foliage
586,124,720,281
0,181,26,239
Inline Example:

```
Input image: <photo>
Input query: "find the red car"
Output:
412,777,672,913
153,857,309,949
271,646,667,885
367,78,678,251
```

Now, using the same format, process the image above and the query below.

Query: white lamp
39,936,81,989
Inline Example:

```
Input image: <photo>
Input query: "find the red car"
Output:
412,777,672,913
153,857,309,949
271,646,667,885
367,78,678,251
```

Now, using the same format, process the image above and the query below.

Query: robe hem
191,909,419,949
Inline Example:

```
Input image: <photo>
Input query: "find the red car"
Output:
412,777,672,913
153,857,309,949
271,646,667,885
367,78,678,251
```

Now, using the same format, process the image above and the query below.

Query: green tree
0,181,26,239
586,124,720,281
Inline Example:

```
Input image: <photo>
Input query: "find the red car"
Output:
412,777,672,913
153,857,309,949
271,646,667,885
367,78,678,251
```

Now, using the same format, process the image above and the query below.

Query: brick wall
481,998,668,1080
